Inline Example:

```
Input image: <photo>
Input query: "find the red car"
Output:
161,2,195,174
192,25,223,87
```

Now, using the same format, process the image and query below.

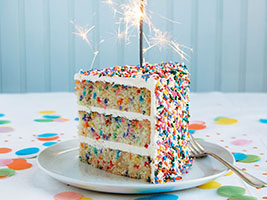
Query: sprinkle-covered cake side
152,63,192,184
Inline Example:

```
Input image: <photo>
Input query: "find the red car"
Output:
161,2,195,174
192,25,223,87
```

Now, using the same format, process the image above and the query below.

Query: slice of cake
74,62,192,184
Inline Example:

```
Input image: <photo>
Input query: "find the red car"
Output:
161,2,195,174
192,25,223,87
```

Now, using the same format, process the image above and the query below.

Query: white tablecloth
0,92,266,199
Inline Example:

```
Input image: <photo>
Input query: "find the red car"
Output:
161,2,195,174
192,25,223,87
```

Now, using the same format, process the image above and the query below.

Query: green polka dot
0,168,16,177
217,186,246,197
228,196,257,200
195,138,205,141
0,120,11,125
34,119,54,122
239,155,260,163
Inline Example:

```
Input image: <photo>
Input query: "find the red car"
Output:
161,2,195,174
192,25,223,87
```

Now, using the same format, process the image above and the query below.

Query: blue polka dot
43,115,61,119
189,129,196,134
135,194,179,200
259,119,267,124
38,133,58,138
15,147,40,156
43,142,57,147
233,152,247,161
75,117,79,121
0,113,5,117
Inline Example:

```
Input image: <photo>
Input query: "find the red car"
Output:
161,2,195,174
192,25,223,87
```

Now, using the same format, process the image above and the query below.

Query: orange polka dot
0,148,12,154
262,197,267,199
242,168,247,171
242,150,247,152
189,124,206,130
254,164,259,167
260,153,264,155
253,147,258,149
263,173,267,175
4,140,8,142
60,133,64,135
225,146,229,148
220,140,224,142
37,136,59,141
205,135,210,137
7,158,32,170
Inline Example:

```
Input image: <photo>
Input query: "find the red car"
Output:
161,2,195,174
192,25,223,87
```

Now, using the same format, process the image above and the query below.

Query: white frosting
77,105,151,121
74,72,156,92
79,136,155,156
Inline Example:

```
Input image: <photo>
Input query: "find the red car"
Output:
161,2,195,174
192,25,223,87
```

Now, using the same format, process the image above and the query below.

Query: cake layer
78,111,151,148
75,80,151,116
79,142,152,182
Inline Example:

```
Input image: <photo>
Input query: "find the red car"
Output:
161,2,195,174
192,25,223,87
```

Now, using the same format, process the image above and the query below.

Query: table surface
0,92,267,200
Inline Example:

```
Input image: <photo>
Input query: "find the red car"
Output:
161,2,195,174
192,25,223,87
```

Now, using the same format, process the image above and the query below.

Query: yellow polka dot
224,170,233,176
215,118,238,125
39,110,56,114
79,197,93,200
197,180,221,189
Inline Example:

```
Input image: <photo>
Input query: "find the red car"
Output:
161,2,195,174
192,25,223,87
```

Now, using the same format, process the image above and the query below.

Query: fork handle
206,152,267,188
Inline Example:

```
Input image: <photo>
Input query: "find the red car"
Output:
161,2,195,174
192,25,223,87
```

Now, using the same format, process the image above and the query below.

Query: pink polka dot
54,192,83,200
231,139,252,146
0,159,13,166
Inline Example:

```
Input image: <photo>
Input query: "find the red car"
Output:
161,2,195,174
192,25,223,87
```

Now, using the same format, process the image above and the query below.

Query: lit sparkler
104,0,192,62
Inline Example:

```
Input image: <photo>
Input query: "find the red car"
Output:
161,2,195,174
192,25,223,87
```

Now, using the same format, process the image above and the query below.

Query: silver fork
188,135,267,188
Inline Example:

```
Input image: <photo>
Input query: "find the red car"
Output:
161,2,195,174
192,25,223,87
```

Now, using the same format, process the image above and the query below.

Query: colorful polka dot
15,147,40,156
224,170,233,176
43,115,61,119
259,119,267,124
43,142,57,146
0,168,15,177
233,153,247,161
38,136,59,141
38,133,58,138
74,117,79,121
54,118,70,122
34,119,54,122
228,196,257,200
231,139,252,146
133,194,179,200
79,198,93,200
0,147,12,154
0,113,5,117
239,155,260,163
0,159,13,166
0,120,11,125
195,138,205,141
197,180,221,189
0,126,14,133
188,129,195,134
189,121,206,130
217,186,246,197
215,117,238,125
39,110,56,114
54,192,83,200
7,158,32,170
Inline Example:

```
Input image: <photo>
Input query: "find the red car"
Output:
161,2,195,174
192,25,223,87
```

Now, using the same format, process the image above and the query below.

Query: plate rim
37,139,235,191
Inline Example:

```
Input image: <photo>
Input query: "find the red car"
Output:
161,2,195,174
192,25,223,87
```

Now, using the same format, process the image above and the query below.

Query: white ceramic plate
37,139,234,194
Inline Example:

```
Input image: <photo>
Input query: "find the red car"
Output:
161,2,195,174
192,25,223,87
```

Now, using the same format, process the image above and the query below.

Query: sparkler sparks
71,20,103,69
104,0,192,62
